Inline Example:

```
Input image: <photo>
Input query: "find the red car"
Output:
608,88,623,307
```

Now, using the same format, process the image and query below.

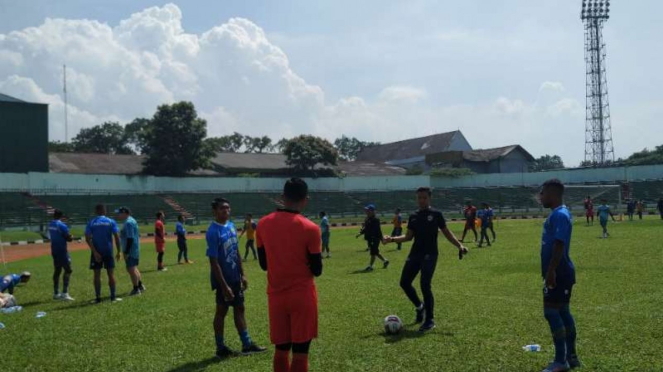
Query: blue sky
0,0,661,166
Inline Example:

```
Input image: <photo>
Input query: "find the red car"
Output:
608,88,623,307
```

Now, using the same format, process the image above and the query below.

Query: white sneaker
111,297,123,303
53,293,61,300
60,293,75,301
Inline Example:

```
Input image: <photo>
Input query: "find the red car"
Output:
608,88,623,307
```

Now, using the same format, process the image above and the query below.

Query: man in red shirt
257,178,323,372
460,200,478,243
155,211,167,271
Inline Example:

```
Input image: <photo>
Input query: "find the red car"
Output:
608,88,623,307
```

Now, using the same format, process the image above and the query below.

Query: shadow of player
165,357,222,372
381,328,455,344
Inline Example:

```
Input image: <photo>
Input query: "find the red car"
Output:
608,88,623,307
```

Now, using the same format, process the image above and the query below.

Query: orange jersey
392,214,403,228
154,220,165,244
256,210,321,295
244,220,256,240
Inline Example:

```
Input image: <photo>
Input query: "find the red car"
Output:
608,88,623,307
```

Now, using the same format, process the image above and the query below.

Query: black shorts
391,227,402,237
53,254,72,272
215,282,245,307
368,239,381,255
90,254,115,270
543,282,573,304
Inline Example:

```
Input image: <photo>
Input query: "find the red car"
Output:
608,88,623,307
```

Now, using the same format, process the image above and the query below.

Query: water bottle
36,311,47,318
0,322,5,329
0,306,22,314
523,344,541,352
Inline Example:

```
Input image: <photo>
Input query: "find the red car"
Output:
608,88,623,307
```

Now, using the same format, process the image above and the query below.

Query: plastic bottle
0,306,22,314
523,344,541,352
36,311,47,318
0,322,5,329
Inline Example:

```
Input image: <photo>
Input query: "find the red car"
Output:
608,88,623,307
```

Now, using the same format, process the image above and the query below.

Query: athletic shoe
60,293,75,301
92,298,102,304
364,266,374,272
567,355,582,369
215,347,238,360
418,319,436,332
158,267,168,272
326,254,331,259
129,289,142,296
186,260,194,264
139,283,146,291
53,293,61,300
241,343,267,355
383,260,390,269
111,297,123,303
541,362,570,372
415,306,425,324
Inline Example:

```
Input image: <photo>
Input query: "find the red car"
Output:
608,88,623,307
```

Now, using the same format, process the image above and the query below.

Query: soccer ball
384,315,403,335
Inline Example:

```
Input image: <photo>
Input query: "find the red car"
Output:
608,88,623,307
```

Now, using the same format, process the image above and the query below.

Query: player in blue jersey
49,209,74,301
85,204,122,303
538,179,580,372
206,198,266,359
176,214,193,264
477,203,493,248
319,211,331,258
116,207,145,296
0,272,31,294
596,199,616,239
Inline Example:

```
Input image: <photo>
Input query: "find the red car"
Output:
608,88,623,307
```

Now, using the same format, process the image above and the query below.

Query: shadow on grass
165,357,221,372
349,269,373,274
362,328,455,344
16,299,51,308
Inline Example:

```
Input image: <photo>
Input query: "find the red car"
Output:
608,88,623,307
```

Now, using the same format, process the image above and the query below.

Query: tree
48,141,74,153
124,118,150,154
333,135,380,161
624,145,663,166
142,102,213,176
71,122,134,155
205,132,245,153
529,155,565,172
283,135,338,171
273,138,290,153
243,135,272,153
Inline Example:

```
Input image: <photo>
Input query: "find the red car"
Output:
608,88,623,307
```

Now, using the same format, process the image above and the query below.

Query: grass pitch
1,218,662,371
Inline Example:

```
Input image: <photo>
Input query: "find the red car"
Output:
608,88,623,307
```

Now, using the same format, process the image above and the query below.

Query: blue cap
364,204,376,211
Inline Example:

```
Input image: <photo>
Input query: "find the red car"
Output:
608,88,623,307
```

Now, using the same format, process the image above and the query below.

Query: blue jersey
49,219,70,257
120,216,140,258
320,216,330,235
1,274,21,293
206,221,241,287
541,205,575,284
478,209,493,225
85,216,119,256
597,205,611,221
175,222,186,240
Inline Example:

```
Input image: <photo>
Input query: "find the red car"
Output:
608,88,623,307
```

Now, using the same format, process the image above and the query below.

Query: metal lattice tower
581,0,614,165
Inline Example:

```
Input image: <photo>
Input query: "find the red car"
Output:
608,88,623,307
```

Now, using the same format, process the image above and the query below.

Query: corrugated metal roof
49,153,219,176
0,93,27,103
462,145,535,162
356,131,462,163
211,152,289,171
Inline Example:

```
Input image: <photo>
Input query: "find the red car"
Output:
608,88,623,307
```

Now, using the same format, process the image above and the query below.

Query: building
0,93,49,173
355,131,472,168
425,145,535,174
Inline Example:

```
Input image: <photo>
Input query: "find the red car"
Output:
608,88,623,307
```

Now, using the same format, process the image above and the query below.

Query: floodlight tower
581,0,615,165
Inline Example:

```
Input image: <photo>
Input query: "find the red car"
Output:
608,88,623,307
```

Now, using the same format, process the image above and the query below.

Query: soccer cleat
383,260,390,269
364,266,374,272
541,361,570,372
129,289,142,296
215,346,238,360
241,343,267,355
415,306,425,324
139,283,147,291
60,293,75,301
158,267,168,272
92,298,102,304
53,293,61,300
186,260,194,264
326,254,331,259
567,355,581,369
111,297,123,303
418,319,436,332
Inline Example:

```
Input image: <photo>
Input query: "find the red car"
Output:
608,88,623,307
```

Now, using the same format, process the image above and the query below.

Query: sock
274,349,291,372
63,276,69,294
290,353,309,372
239,330,253,348
544,307,567,364
110,285,116,300
54,281,59,296
94,282,101,299
215,335,225,351
560,305,577,357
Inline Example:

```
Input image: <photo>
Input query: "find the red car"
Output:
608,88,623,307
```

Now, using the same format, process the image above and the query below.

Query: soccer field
1,219,661,372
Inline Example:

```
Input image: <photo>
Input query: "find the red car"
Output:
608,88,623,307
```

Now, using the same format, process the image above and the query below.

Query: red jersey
154,220,165,244
464,206,477,221
584,199,594,211
256,210,321,295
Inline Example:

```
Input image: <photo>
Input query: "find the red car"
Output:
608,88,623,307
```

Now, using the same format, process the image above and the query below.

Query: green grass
0,230,44,242
1,218,662,371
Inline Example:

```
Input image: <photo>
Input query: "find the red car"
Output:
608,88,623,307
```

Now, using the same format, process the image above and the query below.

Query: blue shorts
543,281,573,304
52,254,71,270
90,254,115,270
321,233,330,246
215,282,245,307
600,219,608,227
125,256,139,268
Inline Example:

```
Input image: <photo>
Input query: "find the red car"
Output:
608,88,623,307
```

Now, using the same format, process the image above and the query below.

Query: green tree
624,145,663,166
283,135,338,171
72,122,134,154
142,102,213,176
273,138,290,153
48,141,75,153
124,118,150,154
205,132,245,153
529,154,565,172
243,135,272,153
333,135,380,161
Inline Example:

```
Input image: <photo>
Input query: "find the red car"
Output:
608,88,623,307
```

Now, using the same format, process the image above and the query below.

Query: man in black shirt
357,204,389,272
386,187,468,332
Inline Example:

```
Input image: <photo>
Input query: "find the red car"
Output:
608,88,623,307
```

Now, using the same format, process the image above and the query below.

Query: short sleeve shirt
597,205,611,221
175,222,186,240
121,216,140,258
155,220,165,244
206,221,241,287
49,219,70,257
541,205,575,284
407,208,447,258
320,216,330,235
85,216,119,256
256,210,322,295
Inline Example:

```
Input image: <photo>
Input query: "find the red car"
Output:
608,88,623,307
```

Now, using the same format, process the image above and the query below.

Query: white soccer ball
384,315,403,335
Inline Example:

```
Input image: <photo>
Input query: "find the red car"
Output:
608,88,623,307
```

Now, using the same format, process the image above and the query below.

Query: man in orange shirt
256,178,323,372
460,200,478,243
238,213,258,261
155,211,167,271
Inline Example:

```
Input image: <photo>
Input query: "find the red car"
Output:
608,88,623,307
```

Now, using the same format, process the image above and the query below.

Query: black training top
362,216,383,242
407,208,447,257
